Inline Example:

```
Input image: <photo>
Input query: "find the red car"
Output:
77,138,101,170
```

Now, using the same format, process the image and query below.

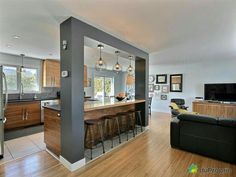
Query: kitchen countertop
7,97,59,103
43,98,145,112
84,98,145,112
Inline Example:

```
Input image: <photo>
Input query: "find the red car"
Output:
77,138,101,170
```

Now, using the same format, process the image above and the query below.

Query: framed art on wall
149,75,155,84
161,95,167,100
154,85,160,91
156,74,167,84
161,85,169,93
149,84,154,92
170,74,183,92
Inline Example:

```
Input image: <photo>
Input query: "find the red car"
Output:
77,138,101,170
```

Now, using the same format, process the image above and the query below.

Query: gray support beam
60,17,149,166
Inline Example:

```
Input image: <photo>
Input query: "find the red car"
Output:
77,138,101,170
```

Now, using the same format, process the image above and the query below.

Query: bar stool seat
104,114,121,148
84,117,105,160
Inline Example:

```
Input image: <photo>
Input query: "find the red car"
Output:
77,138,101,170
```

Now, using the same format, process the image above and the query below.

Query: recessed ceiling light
13,35,20,39
6,44,12,48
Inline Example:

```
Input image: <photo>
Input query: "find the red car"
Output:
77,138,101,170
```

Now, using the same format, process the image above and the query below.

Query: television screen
204,83,236,102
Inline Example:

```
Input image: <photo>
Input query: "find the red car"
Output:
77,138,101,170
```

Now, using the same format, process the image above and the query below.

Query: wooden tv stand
192,101,236,118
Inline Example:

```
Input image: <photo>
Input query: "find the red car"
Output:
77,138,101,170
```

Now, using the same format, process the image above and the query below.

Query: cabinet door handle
22,108,25,120
57,113,61,117
25,109,28,120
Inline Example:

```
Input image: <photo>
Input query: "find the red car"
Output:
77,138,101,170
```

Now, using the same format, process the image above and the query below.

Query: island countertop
84,99,145,112
43,99,145,112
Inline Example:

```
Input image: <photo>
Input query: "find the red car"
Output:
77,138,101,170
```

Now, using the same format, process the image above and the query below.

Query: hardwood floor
0,112,235,177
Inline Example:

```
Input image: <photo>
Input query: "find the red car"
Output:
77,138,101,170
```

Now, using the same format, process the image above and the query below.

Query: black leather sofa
170,114,236,164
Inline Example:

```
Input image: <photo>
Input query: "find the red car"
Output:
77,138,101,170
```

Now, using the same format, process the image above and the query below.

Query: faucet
20,83,24,100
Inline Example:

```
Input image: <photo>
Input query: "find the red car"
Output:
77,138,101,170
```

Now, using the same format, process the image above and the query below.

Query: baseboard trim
59,155,86,172
46,148,59,161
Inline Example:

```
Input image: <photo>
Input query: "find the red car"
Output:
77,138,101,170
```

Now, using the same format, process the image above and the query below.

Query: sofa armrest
170,117,180,148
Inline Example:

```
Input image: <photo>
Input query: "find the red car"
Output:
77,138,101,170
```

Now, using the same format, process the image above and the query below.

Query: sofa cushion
177,114,218,125
218,118,236,128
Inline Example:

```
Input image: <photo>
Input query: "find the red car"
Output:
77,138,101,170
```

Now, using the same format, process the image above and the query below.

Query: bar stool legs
136,110,143,134
84,119,105,160
105,115,121,148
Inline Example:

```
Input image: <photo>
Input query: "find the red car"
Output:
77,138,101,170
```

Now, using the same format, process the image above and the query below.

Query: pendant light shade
113,51,122,73
127,56,134,75
18,54,25,73
95,44,106,71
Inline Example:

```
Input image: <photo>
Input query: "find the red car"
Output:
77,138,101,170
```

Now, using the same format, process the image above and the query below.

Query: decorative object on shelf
156,74,167,84
161,85,169,93
161,94,168,100
113,51,122,73
127,56,134,75
149,75,155,84
95,44,106,71
170,74,183,92
18,54,25,73
149,84,154,92
154,85,160,91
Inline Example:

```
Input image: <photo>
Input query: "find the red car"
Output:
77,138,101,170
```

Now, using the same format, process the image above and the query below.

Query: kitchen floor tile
0,145,13,165
27,132,46,150
5,136,41,159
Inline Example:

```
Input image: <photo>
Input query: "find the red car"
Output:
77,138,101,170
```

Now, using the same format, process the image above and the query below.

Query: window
3,66,18,91
94,76,114,99
21,68,39,92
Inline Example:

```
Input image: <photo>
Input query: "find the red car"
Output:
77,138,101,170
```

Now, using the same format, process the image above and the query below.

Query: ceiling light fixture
6,44,12,48
127,56,134,75
95,44,106,71
13,35,20,39
113,51,122,73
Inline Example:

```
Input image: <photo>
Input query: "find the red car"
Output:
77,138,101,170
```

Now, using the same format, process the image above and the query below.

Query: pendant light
127,56,134,75
95,44,106,71
19,54,25,73
113,51,122,73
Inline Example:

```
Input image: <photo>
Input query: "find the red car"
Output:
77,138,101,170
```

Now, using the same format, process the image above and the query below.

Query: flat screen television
204,83,236,102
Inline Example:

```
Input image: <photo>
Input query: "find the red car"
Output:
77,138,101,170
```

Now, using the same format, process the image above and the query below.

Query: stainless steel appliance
40,99,59,123
0,66,8,159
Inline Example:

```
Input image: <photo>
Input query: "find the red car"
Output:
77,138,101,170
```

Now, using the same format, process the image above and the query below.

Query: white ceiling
1,0,236,64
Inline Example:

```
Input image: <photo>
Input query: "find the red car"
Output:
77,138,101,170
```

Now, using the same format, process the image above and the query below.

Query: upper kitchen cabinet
43,59,60,87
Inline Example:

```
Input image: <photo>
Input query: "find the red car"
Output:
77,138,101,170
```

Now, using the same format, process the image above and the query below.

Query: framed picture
149,75,155,84
170,74,183,92
149,84,154,92
161,95,167,100
161,85,169,93
154,85,160,91
156,74,167,84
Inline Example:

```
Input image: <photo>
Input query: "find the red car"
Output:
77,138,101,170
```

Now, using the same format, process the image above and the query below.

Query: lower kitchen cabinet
4,101,41,130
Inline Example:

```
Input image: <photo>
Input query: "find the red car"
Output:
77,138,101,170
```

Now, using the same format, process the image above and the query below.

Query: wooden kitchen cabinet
43,59,60,87
43,59,88,88
4,101,41,130
44,108,61,156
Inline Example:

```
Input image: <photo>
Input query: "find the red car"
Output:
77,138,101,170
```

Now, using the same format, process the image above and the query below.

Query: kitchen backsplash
7,87,60,100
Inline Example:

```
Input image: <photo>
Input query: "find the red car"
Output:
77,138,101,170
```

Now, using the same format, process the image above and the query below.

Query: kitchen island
44,99,145,156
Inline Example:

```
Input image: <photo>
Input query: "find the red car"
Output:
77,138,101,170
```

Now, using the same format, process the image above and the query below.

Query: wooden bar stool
84,117,105,160
135,110,143,134
117,111,135,141
104,114,121,148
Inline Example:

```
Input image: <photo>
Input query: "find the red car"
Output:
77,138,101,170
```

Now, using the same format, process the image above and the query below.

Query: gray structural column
60,17,149,164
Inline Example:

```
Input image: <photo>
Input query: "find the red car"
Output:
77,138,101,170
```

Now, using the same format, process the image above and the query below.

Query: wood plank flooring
0,112,235,177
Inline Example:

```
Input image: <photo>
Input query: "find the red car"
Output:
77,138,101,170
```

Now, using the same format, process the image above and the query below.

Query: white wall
149,58,236,113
